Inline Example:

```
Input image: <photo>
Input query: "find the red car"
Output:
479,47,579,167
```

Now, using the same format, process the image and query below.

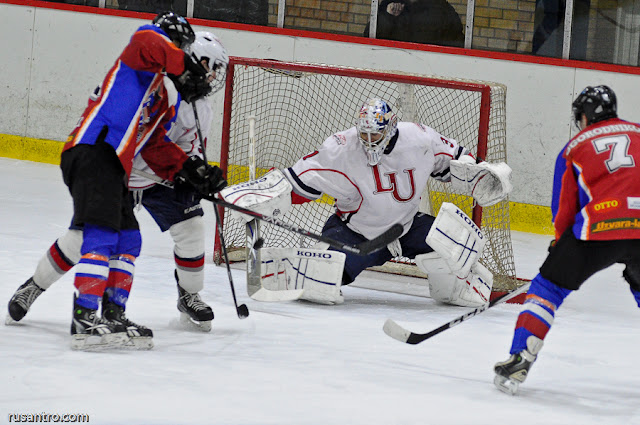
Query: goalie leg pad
425,202,486,278
416,252,457,303
219,169,293,223
260,247,345,305
454,262,493,307
421,252,493,307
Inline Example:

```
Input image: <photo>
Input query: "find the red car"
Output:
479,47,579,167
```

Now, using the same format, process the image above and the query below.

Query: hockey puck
237,304,250,319
253,238,265,249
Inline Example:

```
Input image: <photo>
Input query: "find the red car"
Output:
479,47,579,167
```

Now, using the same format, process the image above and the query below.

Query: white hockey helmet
356,98,398,166
187,31,229,94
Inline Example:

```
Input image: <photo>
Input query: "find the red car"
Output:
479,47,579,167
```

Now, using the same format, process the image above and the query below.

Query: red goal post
214,57,518,292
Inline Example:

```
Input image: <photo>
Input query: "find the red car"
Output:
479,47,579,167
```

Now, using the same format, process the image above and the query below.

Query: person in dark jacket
364,0,464,48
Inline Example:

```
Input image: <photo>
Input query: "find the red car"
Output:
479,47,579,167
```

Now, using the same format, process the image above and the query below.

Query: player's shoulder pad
134,24,167,39
397,121,430,133
322,127,360,152
396,122,438,151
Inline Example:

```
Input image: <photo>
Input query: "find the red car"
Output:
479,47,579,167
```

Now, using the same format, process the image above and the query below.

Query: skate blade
5,314,18,326
70,332,130,351
494,374,519,395
176,313,212,332
124,337,154,350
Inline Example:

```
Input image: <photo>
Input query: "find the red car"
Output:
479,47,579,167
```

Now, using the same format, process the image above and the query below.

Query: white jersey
129,97,213,189
283,122,472,240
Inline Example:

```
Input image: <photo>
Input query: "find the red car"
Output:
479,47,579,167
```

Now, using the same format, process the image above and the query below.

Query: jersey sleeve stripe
284,167,322,200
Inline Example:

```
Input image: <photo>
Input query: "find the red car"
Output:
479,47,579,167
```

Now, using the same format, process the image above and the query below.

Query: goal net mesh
216,58,517,291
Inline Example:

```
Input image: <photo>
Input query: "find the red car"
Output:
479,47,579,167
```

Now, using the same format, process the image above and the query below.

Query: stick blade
237,304,250,319
358,224,404,255
382,319,412,343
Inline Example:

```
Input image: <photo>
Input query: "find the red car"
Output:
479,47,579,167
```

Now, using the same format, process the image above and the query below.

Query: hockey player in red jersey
494,85,640,395
6,31,229,336
7,12,226,350
128,31,229,331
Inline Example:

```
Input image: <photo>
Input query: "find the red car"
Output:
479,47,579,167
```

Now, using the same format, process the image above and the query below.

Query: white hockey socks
170,217,206,294
33,229,82,289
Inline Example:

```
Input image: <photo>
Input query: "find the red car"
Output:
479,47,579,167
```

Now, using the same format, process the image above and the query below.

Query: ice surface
1,158,639,425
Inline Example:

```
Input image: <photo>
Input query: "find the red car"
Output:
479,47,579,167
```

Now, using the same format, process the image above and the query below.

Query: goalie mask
152,11,195,50
188,31,229,95
356,98,398,166
572,85,617,129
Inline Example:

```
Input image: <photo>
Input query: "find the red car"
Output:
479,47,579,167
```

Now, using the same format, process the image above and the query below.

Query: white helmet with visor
188,31,229,95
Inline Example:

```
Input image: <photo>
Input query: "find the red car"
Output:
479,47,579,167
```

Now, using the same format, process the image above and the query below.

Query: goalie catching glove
218,169,293,222
449,156,513,207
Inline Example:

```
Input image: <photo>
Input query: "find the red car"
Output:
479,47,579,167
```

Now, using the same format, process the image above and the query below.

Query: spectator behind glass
119,0,178,14
532,0,588,60
193,0,268,26
364,0,464,48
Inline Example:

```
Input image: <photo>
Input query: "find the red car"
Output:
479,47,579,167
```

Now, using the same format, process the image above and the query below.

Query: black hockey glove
183,52,207,78
175,156,227,199
181,54,212,102
201,165,227,196
169,54,212,103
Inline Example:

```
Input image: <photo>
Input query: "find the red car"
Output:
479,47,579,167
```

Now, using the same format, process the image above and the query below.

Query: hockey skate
70,295,130,351
6,278,45,324
176,271,213,332
102,298,154,350
494,336,543,395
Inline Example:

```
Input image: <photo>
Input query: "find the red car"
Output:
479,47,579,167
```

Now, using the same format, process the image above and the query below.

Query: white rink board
2,3,640,207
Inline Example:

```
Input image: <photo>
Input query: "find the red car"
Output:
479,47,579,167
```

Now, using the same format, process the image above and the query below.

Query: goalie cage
213,57,518,292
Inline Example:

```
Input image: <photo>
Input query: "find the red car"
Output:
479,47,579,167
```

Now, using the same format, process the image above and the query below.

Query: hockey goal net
214,57,517,292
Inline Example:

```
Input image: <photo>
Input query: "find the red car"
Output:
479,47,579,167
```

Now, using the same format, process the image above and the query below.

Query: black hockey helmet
152,11,195,49
572,85,617,127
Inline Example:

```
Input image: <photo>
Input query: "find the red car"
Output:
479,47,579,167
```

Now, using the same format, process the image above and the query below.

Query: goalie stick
130,169,403,257
245,115,262,298
383,282,530,345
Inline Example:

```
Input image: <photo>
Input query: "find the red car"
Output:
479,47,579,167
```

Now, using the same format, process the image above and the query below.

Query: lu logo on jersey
371,165,416,202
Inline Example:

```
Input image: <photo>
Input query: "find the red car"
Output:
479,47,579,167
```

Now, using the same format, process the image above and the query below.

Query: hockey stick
383,282,530,345
130,168,403,257
214,199,403,256
212,199,250,318
193,103,249,319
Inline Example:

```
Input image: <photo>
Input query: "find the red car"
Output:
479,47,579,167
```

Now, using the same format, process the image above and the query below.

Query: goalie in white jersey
221,98,512,306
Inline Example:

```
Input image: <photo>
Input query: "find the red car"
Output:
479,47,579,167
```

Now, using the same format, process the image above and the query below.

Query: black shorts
540,229,640,291
132,183,204,232
60,140,138,231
